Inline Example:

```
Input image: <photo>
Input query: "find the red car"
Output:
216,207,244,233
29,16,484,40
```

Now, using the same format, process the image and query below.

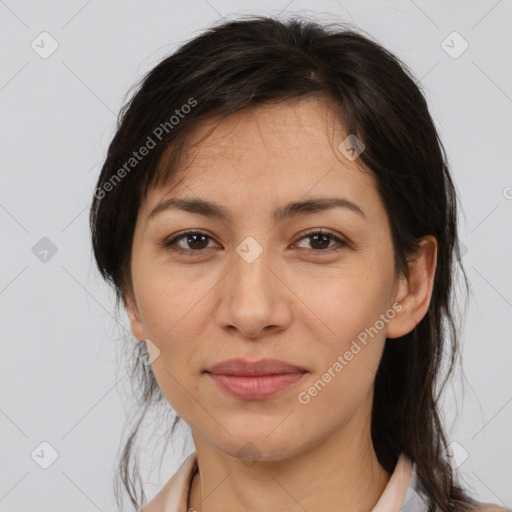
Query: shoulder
141,452,198,512
141,487,168,512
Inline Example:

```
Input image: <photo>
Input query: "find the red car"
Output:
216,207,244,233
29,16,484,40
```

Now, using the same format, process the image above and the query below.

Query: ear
386,235,438,339
123,290,147,342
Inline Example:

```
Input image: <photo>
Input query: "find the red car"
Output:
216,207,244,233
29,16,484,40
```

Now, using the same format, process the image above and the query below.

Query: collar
143,451,429,512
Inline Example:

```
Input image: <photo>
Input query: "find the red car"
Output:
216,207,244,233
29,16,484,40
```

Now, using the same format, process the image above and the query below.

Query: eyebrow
148,196,366,223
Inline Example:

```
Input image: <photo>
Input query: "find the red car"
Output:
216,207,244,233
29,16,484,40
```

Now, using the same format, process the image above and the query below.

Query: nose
214,238,292,340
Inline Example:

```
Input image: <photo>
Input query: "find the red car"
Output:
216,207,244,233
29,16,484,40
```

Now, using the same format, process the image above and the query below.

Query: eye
293,229,347,253
162,230,219,254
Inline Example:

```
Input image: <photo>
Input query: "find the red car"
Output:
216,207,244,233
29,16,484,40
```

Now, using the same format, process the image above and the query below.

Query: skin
125,95,437,512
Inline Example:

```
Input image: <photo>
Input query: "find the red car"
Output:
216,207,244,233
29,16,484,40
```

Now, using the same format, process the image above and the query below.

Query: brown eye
294,230,347,252
163,231,218,253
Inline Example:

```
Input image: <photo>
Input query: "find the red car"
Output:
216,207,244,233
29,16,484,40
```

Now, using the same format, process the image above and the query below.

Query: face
125,96,408,462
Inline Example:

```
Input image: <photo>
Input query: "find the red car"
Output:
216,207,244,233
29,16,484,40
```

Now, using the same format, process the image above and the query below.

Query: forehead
144,96,379,219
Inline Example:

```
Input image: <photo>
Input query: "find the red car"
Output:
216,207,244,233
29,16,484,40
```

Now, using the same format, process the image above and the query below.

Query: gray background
1,0,511,510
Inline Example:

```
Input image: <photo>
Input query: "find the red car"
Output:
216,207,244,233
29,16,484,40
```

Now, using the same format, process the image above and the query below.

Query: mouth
204,358,308,400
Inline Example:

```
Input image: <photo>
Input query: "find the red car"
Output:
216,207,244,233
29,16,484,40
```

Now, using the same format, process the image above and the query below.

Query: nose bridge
232,234,274,299
216,233,288,336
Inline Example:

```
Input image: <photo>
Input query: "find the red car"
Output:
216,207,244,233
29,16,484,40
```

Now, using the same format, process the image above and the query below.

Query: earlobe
386,235,438,340
123,293,147,342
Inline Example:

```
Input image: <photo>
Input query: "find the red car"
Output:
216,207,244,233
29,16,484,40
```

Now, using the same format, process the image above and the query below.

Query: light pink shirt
142,452,508,512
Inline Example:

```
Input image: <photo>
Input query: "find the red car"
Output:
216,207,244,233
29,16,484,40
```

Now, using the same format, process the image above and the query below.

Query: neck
188,401,392,512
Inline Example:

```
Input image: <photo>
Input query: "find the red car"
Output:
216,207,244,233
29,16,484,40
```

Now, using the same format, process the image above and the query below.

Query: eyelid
296,227,345,241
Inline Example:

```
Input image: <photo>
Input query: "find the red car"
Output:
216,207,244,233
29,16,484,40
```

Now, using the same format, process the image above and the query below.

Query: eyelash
160,228,348,256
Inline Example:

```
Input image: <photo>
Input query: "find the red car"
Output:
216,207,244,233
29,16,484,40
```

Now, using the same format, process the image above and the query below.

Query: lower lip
206,372,306,400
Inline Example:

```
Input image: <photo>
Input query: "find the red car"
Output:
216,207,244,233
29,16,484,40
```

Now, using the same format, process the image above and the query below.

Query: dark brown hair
90,15,480,512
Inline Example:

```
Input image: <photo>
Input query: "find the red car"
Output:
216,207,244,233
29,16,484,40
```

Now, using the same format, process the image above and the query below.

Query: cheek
131,273,206,410
304,259,392,339
133,259,216,338
296,284,388,422
150,359,202,426
297,260,392,387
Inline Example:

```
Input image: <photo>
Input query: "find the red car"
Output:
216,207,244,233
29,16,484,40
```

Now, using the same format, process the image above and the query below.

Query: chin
212,429,308,464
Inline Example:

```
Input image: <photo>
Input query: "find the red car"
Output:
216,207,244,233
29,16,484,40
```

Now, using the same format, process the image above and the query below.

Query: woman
89,16,509,512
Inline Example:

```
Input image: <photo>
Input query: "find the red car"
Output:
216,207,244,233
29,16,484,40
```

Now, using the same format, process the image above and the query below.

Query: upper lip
205,358,307,376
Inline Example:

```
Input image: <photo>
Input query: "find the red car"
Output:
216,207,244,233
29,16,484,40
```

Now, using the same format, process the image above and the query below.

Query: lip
205,358,307,376
205,358,308,401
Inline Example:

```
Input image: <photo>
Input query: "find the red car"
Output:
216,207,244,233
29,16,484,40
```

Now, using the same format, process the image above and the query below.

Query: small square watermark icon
31,31,59,59
338,134,365,161
31,441,59,469
442,441,469,468
237,442,262,468
441,31,468,59
236,236,263,264
32,236,58,263
456,240,468,262
138,338,161,366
